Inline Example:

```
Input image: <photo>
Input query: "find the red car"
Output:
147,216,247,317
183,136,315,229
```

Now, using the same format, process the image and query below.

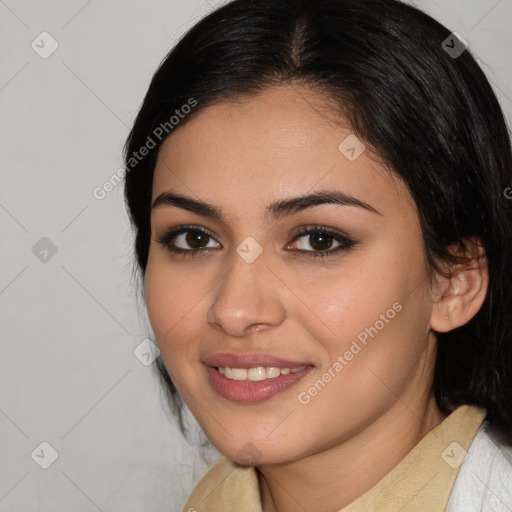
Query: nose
206,246,287,337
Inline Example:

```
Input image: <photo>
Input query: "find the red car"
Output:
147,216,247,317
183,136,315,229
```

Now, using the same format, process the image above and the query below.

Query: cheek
144,253,208,365
306,240,431,382
288,284,432,451
304,249,419,347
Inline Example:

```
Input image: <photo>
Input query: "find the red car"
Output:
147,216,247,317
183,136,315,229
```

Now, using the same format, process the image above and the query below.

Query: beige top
182,404,486,512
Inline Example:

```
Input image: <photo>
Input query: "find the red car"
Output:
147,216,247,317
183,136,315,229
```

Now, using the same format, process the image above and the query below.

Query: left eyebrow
150,188,380,222
264,189,381,221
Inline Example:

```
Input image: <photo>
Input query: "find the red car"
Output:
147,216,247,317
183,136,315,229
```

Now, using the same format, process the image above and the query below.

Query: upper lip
203,353,313,369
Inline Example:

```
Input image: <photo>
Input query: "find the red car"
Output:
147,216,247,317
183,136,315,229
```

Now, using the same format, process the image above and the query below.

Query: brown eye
156,226,221,255
293,230,340,252
308,232,335,251
185,231,210,249
288,226,357,259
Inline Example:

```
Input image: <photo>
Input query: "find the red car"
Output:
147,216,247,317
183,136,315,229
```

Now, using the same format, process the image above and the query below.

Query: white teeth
247,367,267,381
231,368,247,381
265,367,280,379
217,365,307,381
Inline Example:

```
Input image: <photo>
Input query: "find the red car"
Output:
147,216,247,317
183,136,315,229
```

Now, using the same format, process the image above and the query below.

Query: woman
123,0,512,510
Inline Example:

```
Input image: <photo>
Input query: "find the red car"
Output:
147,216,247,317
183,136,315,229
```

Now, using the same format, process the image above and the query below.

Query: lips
203,353,314,403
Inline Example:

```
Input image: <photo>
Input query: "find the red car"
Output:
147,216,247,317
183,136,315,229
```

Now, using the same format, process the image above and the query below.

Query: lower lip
206,366,313,403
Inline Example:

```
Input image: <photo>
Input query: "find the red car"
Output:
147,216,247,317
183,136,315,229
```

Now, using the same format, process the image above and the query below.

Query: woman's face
145,84,439,464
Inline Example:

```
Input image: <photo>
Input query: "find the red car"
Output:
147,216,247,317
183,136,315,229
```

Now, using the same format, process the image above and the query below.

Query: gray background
1,0,511,510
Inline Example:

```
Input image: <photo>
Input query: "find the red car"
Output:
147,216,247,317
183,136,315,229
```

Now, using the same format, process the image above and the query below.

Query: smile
218,365,307,381
205,364,313,403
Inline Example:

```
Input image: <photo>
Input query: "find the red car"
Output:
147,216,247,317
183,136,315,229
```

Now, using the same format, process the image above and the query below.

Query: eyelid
289,224,352,242
156,224,218,238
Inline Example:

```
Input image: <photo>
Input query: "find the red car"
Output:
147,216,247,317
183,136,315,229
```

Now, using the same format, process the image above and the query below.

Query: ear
430,237,488,333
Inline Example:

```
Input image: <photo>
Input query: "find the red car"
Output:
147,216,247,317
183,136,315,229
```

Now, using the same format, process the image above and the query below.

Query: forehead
152,85,410,220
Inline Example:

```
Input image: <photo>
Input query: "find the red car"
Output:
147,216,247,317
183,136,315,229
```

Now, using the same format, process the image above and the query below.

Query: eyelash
155,224,357,260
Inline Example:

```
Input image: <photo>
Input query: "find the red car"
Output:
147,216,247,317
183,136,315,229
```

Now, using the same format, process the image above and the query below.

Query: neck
257,395,447,512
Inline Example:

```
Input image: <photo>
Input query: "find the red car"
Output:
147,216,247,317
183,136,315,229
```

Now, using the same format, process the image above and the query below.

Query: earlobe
430,239,488,333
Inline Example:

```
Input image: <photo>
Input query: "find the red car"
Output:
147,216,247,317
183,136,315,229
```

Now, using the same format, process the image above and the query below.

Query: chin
214,438,304,467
